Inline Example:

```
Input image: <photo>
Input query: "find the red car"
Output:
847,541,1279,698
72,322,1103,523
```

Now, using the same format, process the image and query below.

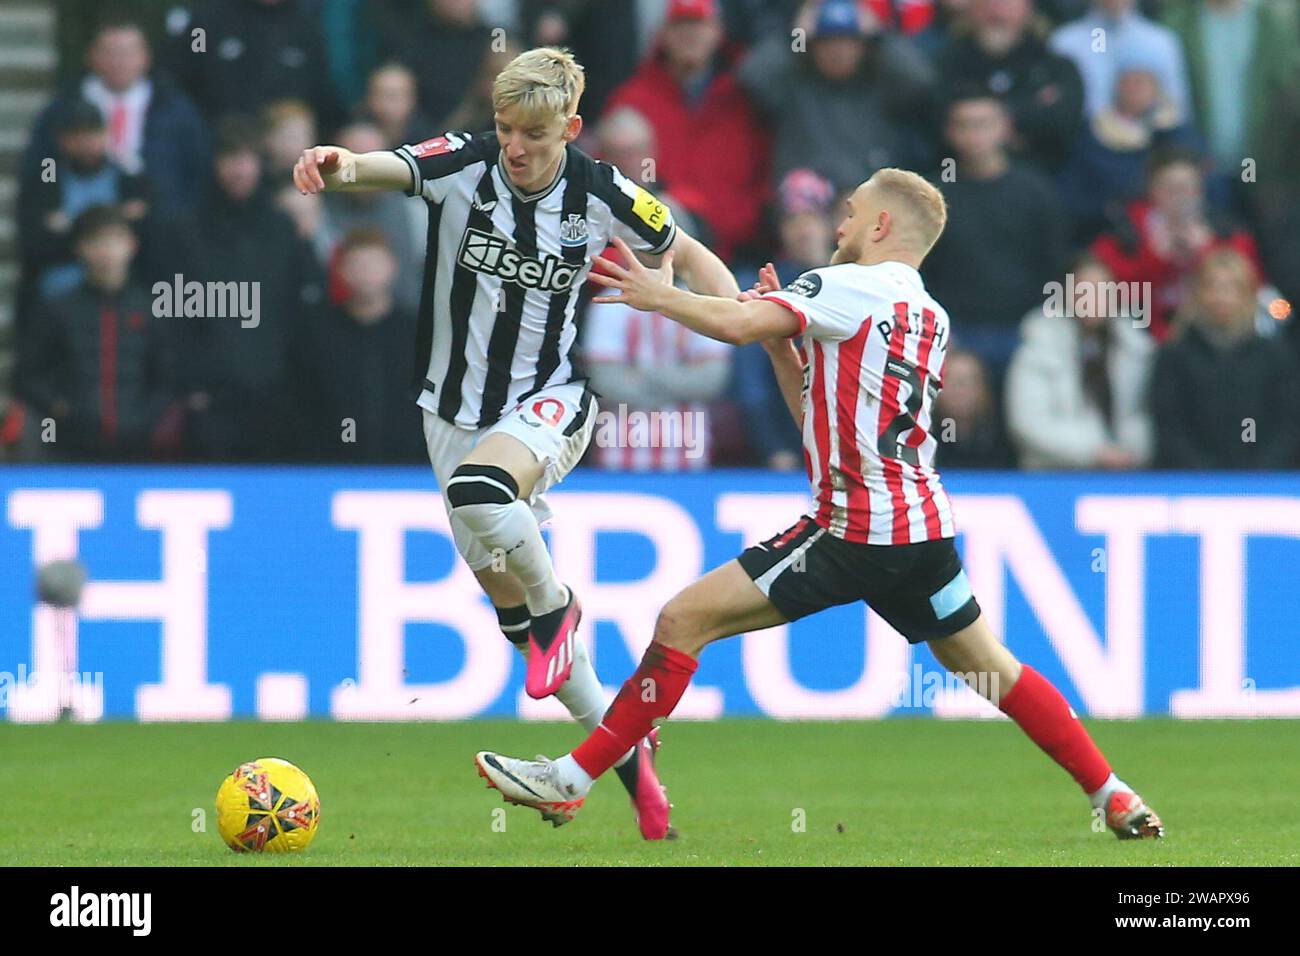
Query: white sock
555,753,593,794
553,638,605,731
1088,772,1129,809
457,499,566,614
512,638,635,768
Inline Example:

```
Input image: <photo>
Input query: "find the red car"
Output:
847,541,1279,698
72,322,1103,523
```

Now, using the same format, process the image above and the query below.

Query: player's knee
653,599,704,654
445,464,519,514
473,563,525,606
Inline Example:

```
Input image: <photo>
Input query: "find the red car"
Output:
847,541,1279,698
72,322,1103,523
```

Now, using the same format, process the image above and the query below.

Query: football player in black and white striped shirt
293,47,739,839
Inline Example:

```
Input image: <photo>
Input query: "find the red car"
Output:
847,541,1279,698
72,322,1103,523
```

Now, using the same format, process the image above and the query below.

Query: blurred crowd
6,0,1300,471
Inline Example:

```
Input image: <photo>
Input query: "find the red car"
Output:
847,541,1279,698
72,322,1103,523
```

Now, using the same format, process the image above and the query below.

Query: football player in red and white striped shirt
475,169,1164,841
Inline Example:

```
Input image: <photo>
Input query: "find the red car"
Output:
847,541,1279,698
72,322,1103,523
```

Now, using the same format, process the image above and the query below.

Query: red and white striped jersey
761,261,956,545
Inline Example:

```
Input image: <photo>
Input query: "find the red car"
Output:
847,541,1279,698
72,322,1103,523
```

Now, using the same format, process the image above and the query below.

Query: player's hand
736,264,798,352
589,236,675,310
756,261,783,295
293,145,354,194
737,262,782,302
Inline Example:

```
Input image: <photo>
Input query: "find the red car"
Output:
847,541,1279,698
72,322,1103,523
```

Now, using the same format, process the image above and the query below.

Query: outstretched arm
589,238,799,346
292,146,412,194
659,229,741,299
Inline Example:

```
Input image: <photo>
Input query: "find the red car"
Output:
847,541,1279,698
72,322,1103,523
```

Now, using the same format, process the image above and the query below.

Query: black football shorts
736,515,981,644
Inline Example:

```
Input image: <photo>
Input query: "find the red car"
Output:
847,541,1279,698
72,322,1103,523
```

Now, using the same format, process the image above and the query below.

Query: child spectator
290,229,424,463
18,207,178,461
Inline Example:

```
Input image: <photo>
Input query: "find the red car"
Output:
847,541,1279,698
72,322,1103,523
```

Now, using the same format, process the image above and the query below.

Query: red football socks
572,650,1111,792
572,641,698,779
999,665,1112,794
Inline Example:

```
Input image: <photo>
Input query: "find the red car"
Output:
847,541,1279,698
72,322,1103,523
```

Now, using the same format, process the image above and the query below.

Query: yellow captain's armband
631,186,671,232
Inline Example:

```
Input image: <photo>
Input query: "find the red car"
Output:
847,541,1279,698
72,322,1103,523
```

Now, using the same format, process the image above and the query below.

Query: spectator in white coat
1005,252,1155,470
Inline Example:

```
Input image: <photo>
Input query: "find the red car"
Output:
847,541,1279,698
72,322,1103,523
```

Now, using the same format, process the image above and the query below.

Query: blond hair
492,47,586,123
868,168,948,255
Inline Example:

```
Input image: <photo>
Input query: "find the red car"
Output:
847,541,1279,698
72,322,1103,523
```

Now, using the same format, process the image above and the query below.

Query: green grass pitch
2,719,1295,866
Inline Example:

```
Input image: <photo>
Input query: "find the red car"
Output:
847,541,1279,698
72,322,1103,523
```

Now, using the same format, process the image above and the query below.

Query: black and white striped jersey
393,130,678,429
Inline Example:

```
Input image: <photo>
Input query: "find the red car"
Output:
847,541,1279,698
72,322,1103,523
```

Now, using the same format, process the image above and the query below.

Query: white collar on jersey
850,259,924,285
884,260,924,285
496,148,568,204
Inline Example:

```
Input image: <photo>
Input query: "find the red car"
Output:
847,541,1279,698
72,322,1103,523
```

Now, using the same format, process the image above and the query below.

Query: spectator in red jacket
1091,147,1263,342
602,0,771,262
593,106,711,239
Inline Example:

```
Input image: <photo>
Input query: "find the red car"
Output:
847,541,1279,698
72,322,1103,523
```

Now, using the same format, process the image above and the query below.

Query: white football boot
475,751,586,827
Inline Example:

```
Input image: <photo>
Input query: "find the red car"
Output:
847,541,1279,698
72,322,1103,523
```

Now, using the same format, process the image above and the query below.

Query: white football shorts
421,380,598,570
